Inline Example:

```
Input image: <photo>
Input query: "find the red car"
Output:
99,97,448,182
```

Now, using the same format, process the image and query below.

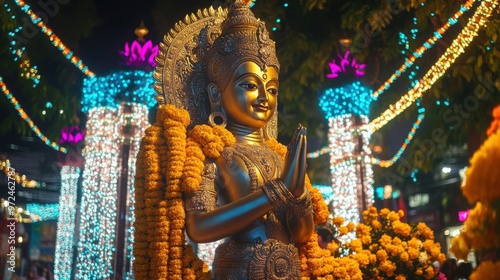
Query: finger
295,130,307,195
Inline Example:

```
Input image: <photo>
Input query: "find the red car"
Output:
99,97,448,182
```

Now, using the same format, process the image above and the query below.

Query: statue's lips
252,104,269,112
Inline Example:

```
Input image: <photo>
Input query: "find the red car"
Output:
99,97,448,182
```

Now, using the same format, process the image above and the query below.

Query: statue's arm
185,159,274,243
186,189,273,243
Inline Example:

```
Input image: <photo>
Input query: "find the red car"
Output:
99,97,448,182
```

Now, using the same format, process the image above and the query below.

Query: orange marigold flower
486,104,500,136
379,208,390,218
462,130,500,203
347,222,356,232
379,260,396,276
387,211,400,222
400,251,409,262
417,222,434,239
356,223,371,236
372,220,382,230
376,249,388,262
333,216,345,227
470,260,500,280
450,234,470,261
379,234,392,246
361,235,372,245
339,226,349,235
408,248,420,260
424,266,436,279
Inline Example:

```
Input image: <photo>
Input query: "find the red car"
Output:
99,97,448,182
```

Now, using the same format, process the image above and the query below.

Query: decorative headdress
153,0,279,138
204,0,280,92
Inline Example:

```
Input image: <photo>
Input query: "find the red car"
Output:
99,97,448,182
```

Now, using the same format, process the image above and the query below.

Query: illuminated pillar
319,70,374,223
74,103,148,279
54,166,80,280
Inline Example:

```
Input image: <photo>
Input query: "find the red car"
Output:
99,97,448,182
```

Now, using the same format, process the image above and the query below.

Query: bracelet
262,180,313,217
262,180,286,210
286,191,313,218
272,180,312,218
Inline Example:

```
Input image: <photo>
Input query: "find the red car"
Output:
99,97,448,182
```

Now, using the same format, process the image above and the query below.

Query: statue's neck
226,123,265,145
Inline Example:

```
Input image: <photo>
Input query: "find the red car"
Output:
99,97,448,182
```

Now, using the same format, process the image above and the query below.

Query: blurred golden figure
134,1,316,279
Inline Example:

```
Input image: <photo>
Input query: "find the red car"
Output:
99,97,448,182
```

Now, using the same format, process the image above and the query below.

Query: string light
366,0,498,133
370,106,425,168
318,81,372,119
0,199,58,222
54,166,81,280
18,59,41,86
121,103,149,279
25,203,59,221
0,76,67,153
12,0,95,78
81,70,157,113
76,103,148,279
76,107,121,279
0,159,45,188
371,0,475,100
326,115,374,224
4,1,41,87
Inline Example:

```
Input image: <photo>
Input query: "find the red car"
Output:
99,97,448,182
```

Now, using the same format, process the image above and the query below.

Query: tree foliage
0,0,99,142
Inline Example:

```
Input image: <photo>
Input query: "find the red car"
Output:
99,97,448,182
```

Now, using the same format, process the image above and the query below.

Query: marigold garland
449,105,500,279
486,104,500,136
462,130,500,204
470,260,500,280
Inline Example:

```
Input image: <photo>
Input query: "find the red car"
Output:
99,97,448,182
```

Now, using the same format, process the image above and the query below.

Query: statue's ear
207,83,221,103
207,83,222,113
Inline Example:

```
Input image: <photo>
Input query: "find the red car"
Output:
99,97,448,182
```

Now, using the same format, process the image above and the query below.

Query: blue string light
81,70,157,112
318,81,372,119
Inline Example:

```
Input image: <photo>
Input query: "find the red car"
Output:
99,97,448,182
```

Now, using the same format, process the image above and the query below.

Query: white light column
54,166,81,280
328,115,374,223
75,107,121,279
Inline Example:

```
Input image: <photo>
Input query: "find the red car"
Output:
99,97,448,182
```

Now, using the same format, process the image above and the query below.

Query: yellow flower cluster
451,105,500,277
339,207,446,280
299,232,362,280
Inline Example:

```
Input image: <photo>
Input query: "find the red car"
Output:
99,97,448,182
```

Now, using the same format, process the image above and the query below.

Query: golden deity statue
133,1,329,279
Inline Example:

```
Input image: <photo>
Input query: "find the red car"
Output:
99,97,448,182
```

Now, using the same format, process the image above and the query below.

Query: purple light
458,210,470,222
60,125,84,145
327,51,366,79
119,40,158,69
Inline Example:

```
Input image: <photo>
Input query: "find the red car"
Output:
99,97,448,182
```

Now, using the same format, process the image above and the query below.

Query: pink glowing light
120,40,158,68
458,210,470,222
60,125,84,145
327,51,366,79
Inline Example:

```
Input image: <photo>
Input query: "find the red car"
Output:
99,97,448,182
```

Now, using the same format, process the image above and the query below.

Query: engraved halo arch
152,6,227,129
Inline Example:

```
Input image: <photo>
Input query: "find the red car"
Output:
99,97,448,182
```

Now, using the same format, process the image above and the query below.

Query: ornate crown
205,0,280,91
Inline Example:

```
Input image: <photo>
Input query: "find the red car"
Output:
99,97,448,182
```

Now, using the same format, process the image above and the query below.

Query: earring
208,111,227,127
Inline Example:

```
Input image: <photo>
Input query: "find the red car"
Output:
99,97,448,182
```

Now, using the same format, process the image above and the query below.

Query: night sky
79,0,214,75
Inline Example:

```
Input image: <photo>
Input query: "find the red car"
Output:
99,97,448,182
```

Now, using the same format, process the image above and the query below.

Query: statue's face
221,61,278,129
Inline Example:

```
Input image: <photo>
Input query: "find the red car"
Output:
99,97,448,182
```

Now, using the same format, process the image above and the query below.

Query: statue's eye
240,83,258,90
268,88,278,95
